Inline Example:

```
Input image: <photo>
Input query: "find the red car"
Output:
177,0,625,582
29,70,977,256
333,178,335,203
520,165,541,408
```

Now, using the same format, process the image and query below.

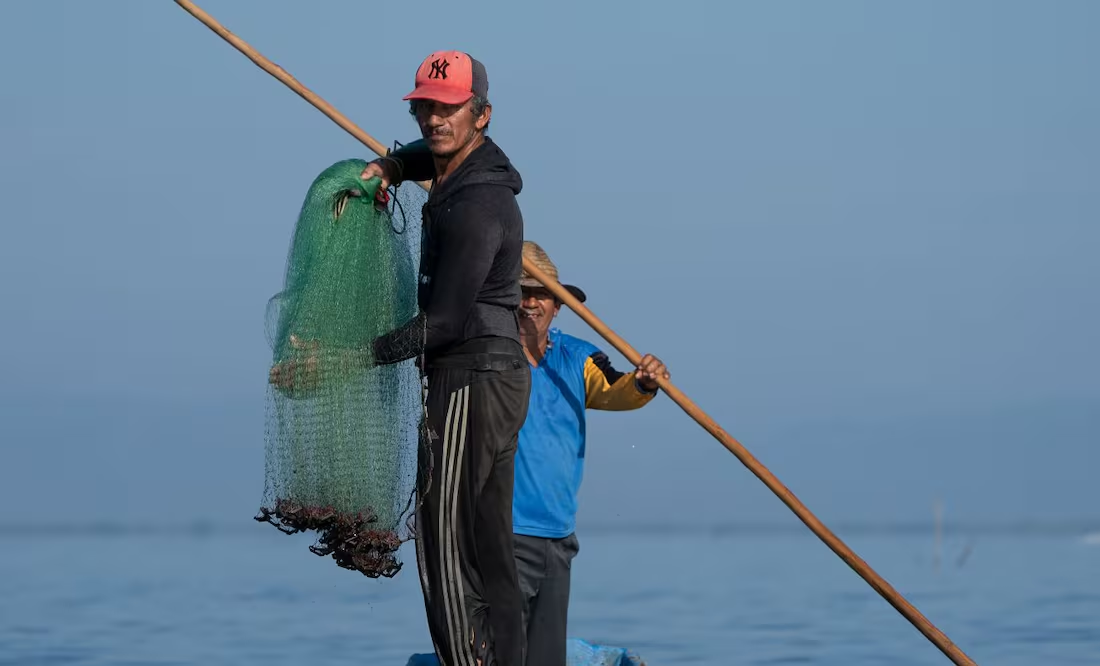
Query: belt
427,351,526,371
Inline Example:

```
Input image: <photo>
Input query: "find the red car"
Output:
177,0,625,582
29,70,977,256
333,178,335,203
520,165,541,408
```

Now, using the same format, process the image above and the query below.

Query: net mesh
257,158,427,578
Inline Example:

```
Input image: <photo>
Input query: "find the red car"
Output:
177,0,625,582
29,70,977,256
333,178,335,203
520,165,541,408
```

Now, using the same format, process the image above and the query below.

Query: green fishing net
257,158,425,578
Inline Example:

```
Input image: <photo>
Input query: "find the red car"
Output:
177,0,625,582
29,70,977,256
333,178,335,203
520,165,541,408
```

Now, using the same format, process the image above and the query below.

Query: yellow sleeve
584,351,657,411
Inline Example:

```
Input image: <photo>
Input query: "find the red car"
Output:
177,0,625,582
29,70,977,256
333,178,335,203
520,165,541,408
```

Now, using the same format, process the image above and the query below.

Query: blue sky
1,1,1097,530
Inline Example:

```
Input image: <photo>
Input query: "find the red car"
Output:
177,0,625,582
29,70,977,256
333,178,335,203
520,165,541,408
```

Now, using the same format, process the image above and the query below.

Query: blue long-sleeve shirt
513,328,657,538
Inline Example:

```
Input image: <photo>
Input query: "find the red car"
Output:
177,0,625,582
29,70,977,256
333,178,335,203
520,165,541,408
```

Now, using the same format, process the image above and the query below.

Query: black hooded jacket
372,136,524,364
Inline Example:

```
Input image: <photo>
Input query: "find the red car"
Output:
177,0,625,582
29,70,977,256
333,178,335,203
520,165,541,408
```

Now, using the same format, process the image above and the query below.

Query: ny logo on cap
428,58,449,80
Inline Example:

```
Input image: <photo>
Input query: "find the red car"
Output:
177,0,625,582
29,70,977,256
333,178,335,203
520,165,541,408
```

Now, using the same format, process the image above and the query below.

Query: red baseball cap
403,51,489,105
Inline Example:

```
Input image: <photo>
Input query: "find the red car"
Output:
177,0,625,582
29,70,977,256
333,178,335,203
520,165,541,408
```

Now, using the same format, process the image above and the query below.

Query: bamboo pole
519,260,975,666
171,2,977,663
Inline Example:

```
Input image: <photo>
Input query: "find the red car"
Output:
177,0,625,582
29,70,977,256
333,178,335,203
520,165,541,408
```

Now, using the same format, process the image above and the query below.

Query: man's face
520,286,559,339
412,99,489,158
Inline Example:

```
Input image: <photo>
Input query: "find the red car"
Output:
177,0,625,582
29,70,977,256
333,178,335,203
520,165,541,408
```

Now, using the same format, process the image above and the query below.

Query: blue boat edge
406,637,645,665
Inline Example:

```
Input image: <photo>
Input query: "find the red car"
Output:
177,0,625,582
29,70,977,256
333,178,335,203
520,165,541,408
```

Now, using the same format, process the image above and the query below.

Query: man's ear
475,103,492,131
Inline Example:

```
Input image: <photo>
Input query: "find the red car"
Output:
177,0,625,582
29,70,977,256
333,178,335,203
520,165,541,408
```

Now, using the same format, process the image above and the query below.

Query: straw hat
520,241,587,303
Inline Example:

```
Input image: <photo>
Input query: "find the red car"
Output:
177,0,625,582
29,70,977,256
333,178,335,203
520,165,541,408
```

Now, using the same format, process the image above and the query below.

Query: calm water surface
1,528,1097,665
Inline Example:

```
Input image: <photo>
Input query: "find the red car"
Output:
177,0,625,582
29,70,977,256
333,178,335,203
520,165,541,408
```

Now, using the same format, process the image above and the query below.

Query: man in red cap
362,51,529,666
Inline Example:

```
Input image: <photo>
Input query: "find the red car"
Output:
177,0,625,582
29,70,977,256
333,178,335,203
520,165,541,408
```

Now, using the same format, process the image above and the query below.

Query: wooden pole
522,260,975,665
171,2,977,663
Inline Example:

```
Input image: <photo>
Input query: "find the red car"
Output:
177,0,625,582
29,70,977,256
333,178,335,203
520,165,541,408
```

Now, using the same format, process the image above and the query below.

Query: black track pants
415,339,531,666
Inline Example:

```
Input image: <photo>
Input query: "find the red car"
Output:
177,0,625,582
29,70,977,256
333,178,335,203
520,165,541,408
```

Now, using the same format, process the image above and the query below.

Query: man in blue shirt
513,241,669,666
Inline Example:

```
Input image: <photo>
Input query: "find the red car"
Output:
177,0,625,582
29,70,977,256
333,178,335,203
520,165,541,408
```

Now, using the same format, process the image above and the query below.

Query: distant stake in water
171,1,979,663
934,497,944,574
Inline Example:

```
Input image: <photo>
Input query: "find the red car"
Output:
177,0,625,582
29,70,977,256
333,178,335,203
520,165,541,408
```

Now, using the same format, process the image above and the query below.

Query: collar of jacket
427,136,523,207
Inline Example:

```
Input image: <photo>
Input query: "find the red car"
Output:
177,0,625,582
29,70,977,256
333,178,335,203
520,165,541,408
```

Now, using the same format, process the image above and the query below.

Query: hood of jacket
428,136,523,206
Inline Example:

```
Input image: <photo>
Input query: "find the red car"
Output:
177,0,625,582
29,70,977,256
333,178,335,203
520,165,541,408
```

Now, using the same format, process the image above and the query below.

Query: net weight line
171,2,977,663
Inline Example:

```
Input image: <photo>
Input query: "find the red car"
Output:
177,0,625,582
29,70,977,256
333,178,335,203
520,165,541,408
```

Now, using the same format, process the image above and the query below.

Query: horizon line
2,518,1098,538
